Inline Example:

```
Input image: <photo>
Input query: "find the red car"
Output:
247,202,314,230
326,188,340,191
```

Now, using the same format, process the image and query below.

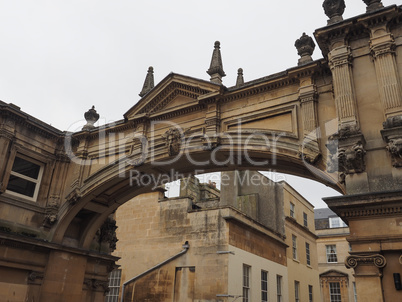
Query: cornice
0,231,119,262
315,5,400,57
0,102,63,140
285,216,319,239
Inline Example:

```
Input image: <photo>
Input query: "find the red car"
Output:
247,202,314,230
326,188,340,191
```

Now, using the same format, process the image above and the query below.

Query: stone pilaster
328,45,359,128
346,254,386,302
128,123,148,167
0,128,14,193
203,103,221,150
299,84,320,163
370,32,402,118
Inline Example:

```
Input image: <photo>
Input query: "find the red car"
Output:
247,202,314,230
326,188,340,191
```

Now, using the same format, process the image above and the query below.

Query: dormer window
6,155,43,201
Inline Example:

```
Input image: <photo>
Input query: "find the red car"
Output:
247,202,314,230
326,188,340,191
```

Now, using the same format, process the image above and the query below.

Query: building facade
315,208,356,302
0,1,402,301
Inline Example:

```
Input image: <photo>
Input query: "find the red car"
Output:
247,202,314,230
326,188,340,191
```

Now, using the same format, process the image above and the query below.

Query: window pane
261,270,268,302
326,245,338,263
12,157,40,179
329,282,342,302
7,175,36,197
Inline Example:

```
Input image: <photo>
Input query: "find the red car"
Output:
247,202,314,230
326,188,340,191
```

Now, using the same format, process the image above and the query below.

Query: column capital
346,254,386,269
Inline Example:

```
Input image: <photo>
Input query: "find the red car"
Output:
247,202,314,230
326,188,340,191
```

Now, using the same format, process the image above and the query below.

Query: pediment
319,270,349,278
124,73,221,120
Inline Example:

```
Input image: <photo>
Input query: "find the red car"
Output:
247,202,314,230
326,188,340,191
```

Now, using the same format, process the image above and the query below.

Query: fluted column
328,45,359,128
370,33,402,117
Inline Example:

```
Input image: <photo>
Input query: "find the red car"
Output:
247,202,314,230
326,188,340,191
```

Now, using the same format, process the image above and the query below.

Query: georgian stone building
111,171,320,302
315,208,356,302
0,1,402,301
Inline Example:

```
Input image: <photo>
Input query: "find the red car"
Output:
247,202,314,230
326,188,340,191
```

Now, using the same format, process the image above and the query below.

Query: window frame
276,275,282,302
295,281,300,302
306,242,311,266
5,154,44,202
105,269,122,302
261,270,268,302
290,202,295,218
326,245,338,263
309,285,313,302
329,217,347,228
303,212,308,227
243,264,251,302
329,282,342,302
292,234,298,260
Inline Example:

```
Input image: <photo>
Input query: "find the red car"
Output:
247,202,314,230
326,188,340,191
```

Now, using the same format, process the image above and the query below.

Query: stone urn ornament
362,0,383,12
323,0,346,25
82,106,100,131
295,33,316,65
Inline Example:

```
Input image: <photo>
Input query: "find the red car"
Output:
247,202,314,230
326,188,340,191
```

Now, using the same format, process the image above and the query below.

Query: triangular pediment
124,73,221,120
319,270,349,278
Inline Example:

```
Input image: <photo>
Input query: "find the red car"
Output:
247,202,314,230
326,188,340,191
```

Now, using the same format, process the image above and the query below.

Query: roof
314,208,337,220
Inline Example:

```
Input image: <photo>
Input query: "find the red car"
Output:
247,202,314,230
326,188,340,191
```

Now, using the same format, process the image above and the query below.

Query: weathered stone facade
0,2,402,301
114,172,319,302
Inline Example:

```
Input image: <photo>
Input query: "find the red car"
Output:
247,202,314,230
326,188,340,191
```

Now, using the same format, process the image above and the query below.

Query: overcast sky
0,0,397,208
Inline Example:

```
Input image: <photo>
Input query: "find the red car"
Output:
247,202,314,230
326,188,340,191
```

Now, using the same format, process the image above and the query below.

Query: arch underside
54,139,341,250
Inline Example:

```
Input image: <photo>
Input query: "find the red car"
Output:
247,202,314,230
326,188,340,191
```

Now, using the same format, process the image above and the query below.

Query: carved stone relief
381,116,402,168
346,254,387,269
327,125,366,182
43,196,60,228
162,128,184,156
96,216,118,253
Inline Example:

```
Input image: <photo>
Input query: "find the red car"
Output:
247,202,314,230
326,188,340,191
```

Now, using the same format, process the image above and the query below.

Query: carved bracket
95,216,118,253
65,188,82,205
83,278,109,293
346,254,386,269
43,196,60,228
28,271,44,285
162,128,183,156
128,135,148,167
381,116,402,168
327,125,366,182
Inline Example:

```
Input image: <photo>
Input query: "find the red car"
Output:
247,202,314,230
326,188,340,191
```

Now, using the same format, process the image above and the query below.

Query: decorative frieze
346,254,387,269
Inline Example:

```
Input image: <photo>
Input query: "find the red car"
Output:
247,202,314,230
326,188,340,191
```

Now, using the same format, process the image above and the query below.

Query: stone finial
363,0,384,12
207,41,226,84
236,68,244,87
295,33,316,66
139,66,155,97
323,0,346,25
82,106,99,131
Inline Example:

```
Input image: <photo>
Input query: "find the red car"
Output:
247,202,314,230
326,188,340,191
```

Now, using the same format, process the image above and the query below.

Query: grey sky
0,0,397,208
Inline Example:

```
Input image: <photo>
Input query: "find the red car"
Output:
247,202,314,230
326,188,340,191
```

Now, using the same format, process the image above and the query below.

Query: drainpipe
120,241,190,302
